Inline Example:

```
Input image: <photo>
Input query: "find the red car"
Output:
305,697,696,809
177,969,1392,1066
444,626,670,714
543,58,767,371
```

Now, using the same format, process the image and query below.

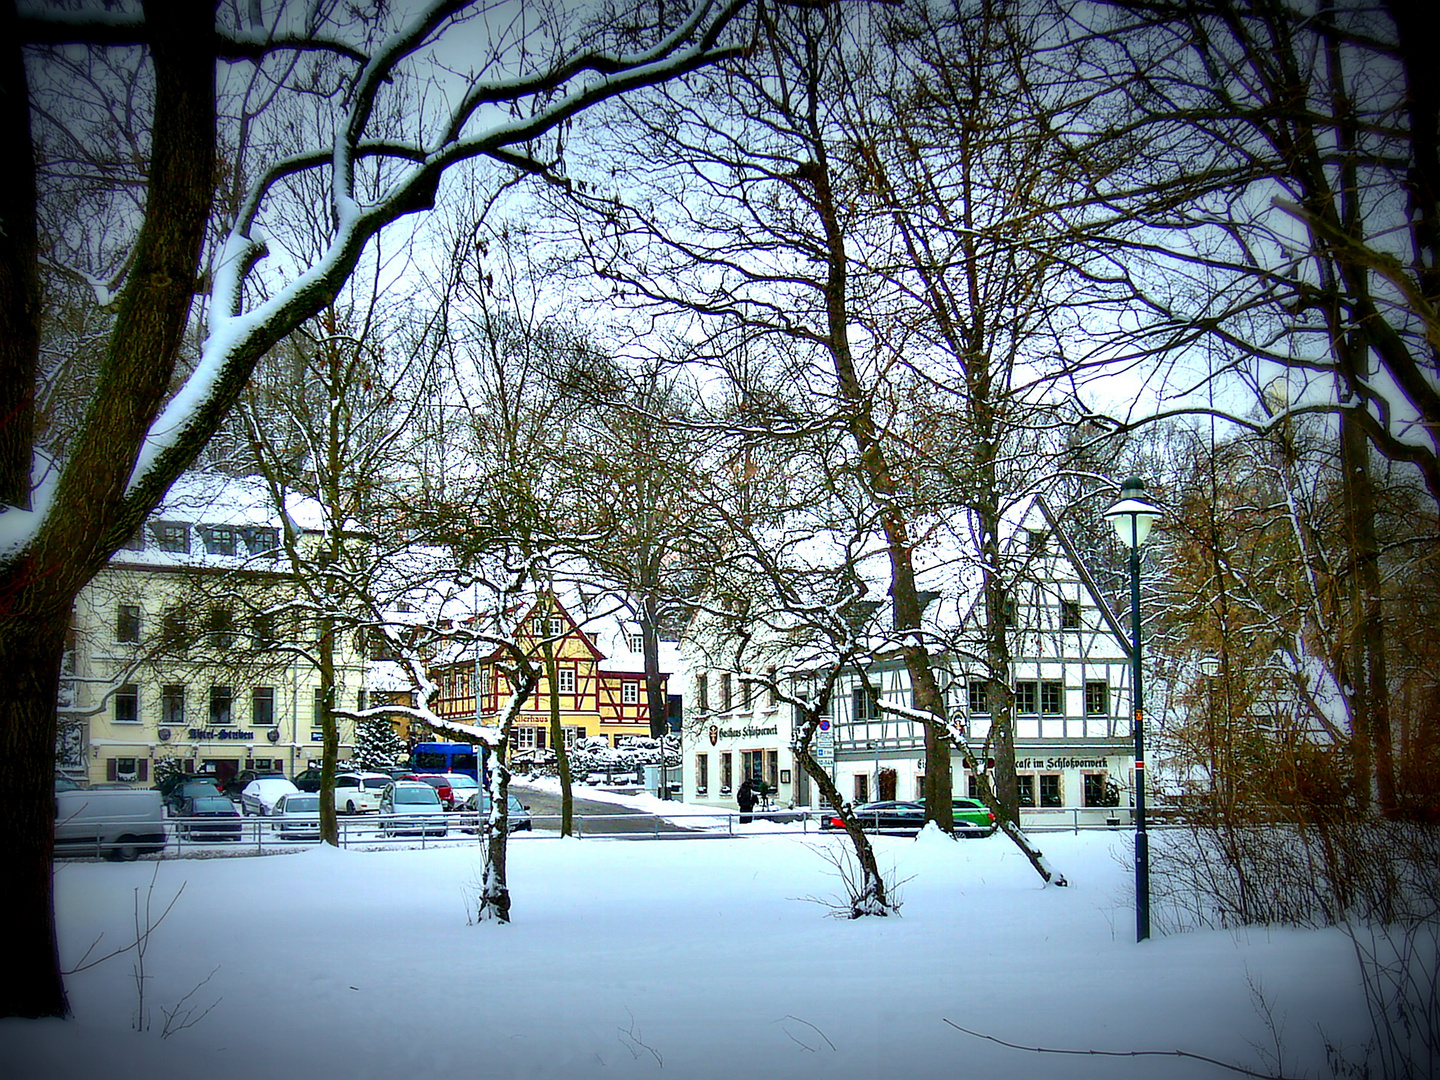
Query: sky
0,788,1375,1080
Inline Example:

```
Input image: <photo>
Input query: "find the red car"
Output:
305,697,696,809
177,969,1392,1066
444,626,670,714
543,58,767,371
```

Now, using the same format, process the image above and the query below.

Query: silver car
270,792,321,840
378,781,448,837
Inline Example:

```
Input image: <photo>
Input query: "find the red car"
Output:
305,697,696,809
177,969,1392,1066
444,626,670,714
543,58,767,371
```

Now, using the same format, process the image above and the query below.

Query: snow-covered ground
3,826,1367,1079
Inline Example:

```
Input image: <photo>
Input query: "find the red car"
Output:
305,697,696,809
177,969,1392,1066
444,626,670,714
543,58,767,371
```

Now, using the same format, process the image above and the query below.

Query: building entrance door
878,768,897,801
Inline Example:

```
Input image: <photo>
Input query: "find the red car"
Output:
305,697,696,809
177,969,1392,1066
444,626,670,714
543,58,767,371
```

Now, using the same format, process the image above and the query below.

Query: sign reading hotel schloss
716,724,780,740
1014,756,1115,771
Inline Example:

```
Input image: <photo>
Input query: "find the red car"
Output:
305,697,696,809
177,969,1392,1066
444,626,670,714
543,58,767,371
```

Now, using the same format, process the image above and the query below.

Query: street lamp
1104,476,1162,942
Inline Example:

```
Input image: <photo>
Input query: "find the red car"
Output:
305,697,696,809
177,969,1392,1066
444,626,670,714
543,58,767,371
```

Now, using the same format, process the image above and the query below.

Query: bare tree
1,0,753,1019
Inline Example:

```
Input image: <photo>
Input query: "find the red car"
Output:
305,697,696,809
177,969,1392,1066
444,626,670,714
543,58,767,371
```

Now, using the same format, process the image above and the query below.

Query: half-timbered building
428,596,671,749
681,498,1138,824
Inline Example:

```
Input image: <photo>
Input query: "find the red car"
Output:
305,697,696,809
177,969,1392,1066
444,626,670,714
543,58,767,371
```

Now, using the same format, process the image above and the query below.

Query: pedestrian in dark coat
737,778,756,824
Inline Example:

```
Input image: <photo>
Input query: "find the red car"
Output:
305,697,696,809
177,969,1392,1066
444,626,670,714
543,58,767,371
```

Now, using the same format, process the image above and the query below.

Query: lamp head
1103,476,1161,549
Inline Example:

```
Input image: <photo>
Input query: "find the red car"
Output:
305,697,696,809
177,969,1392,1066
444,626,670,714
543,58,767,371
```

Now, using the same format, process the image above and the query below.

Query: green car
952,797,997,836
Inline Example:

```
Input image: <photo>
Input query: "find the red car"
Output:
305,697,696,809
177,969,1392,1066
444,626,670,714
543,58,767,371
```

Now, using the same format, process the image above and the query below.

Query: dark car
460,791,532,833
819,800,926,834
163,778,224,815
292,766,324,792
176,794,243,841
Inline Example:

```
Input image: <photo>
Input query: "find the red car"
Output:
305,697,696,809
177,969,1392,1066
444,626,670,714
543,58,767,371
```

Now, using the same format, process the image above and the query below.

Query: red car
401,773,454,809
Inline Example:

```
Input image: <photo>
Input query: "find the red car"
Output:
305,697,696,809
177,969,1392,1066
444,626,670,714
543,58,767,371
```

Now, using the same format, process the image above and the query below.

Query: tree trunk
793,727,892,917
0,611,70,1017
0,0,217,1019
542,640,573,837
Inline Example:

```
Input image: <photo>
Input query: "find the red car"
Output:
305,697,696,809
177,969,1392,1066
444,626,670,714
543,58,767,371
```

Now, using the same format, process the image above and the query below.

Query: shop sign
1014,755,1112,771
187,728,256,741
716,724,779,740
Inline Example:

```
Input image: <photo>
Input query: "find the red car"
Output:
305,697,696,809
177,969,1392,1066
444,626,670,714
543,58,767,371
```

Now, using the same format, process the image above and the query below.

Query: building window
967,680,989,715
162,608,189,652
312,687,326,725
853,684,880,721
252,612,277,650
480,668,493,696
1016,774,1036,807
162,684,184,726
252,687,275,726
115,684,139,723
1014,681,1038,714
695,753,709,794
720,752,733,793
627,631,644,653
1039,773,1062,807
1041,681,1064,715
243,527,278,556
116,604,141,643
202,525,237,555
548,616,565,638
515,726,547,751
151,521,189,553
741,676,753,710
121,527,145,551
1061,600,1080,630
854,773,870,802
1085,681,1110,716
1027,529,1048,555
720,673,732,711
766,668,778,707
532,616,546,637
998,597,1017,629
1084,773,1118,807
210,686,233,725
765,749,779,789
558,668,576,694
696,673,709,711
107,757,146,783
561,725,585,746
622,681,639,705
208,608,236,651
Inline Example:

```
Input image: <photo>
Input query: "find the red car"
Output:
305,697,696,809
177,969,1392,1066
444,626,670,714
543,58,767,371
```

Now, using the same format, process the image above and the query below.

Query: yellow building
59,474,367,788
430,597,668,749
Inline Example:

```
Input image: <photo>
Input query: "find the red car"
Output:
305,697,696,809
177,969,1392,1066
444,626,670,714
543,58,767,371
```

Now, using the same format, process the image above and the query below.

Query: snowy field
2,827,1368,1080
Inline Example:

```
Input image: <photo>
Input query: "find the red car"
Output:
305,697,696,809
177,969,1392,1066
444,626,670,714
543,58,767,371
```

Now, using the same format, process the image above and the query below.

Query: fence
55,805,1149,860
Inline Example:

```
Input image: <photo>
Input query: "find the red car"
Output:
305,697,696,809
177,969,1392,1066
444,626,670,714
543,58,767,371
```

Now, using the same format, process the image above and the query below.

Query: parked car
54,786,166,861
292,766,324,792
176,795,243,841
440,772,479,810
459,791,532,833
270,792,321,840
221,768,285,797
155,769,222,803
240,777,300,816
378,781,448,837
401,772,454,808
819,800,926,834
332,771,392,814
163,778,224,816
952,797,998,836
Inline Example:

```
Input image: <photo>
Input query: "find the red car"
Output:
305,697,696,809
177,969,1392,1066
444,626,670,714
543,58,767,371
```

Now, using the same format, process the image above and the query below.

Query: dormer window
243,526,278,556
151,521,190,553
202,526,238,556
627,631,644,653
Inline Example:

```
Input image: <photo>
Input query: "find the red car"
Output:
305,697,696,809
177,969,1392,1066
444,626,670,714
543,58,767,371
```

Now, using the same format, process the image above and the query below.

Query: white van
54,787,167,861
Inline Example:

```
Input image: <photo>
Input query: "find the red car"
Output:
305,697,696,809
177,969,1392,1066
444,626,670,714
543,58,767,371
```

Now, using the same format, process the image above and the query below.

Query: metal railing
54,806,1149,860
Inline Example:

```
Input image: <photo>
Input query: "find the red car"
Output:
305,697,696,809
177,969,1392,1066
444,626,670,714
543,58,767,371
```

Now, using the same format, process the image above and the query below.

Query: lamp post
1104,476,1161,943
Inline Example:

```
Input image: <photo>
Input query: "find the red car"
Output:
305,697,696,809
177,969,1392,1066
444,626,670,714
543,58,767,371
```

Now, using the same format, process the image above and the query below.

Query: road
511,784,694,836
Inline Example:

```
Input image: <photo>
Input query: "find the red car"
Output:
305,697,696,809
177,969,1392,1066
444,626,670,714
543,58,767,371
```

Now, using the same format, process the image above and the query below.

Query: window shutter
138,759,149,782
536,727,548,750
106,759,117,781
